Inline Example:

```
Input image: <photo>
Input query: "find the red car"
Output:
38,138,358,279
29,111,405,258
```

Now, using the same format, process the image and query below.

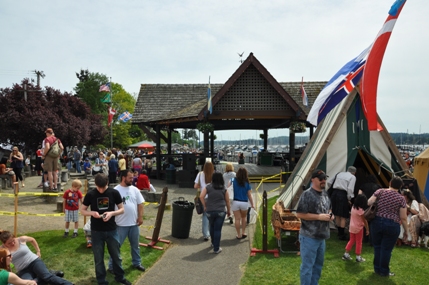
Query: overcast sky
1,0,427,141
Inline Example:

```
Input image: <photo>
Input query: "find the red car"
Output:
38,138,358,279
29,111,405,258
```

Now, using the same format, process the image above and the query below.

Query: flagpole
110,77,113,149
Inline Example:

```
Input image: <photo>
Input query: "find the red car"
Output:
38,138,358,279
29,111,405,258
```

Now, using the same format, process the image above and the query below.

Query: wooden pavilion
132,53,326,179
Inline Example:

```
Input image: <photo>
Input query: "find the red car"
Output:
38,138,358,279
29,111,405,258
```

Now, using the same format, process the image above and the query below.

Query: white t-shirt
114,184,145,227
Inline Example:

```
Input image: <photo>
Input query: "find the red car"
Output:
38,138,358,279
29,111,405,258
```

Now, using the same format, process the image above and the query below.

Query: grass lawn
23,230,166,285
241,196,428,285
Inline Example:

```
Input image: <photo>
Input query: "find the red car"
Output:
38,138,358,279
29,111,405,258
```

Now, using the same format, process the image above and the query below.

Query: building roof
133,53,327,131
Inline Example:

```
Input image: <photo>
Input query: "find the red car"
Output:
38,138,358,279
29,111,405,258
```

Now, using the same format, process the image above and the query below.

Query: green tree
74,69,109,114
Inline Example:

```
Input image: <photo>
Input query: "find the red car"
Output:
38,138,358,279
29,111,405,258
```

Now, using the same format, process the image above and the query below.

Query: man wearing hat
42,128,64,191
327,166,357,240
83,158,92,175
296,169,333,285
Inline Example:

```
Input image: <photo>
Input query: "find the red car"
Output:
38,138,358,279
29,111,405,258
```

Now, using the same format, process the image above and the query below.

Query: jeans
74,160,81,173
67,161,72,171
108,225,141,269
299,235,326,285
18,258,73,285
206,211,226,251
92,229,125,285
371,216,400,276
202,212,210,238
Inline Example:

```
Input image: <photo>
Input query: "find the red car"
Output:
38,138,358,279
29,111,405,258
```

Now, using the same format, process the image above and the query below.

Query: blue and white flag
119,111,133,122
307,46,370,126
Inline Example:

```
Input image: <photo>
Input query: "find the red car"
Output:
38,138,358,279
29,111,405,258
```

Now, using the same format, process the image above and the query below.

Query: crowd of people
296,165,429,284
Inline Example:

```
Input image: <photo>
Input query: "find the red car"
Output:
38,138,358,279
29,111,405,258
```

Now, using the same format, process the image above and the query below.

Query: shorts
84,230,91,238
43,156,59,172
64,210,79,222
231,200,249,212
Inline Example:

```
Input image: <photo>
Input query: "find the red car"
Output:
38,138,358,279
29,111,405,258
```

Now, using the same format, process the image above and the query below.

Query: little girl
342,194,369,262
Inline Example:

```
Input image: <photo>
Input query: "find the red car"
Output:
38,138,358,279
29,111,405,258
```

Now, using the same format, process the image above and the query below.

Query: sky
1,0,428,141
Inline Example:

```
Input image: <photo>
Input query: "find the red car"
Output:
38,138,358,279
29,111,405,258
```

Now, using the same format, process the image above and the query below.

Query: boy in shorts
63,179,83,237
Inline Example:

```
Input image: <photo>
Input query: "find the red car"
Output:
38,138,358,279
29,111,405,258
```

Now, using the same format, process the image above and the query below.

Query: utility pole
33,70,45,87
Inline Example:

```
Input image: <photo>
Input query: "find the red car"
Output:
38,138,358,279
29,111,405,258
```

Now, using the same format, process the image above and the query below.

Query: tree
74,70,109,114
0,80,107,153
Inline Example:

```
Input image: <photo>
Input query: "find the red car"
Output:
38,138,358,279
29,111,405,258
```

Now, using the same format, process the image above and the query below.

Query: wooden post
13,182,19,237
140,187,171,250
251,190,279,257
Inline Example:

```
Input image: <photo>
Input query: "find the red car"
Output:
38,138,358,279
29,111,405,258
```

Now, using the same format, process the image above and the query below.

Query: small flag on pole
101,93,111,103
207,77,212,114
99,82,111,92
300,77,308,107
108,106,116,126
118,111,133,122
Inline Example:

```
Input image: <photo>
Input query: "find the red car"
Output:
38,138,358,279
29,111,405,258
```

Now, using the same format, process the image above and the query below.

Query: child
342,194,369,262
83,219,92,248
62,179,83,238
132,170,139,186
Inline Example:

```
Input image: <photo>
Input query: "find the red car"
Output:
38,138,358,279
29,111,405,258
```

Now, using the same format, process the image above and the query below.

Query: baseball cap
311,169,327,180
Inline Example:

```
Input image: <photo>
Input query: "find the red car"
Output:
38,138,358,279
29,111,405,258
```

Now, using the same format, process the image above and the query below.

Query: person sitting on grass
0,248,37,285
0,229,73,285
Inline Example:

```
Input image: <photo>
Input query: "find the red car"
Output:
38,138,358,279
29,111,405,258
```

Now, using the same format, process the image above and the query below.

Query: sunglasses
317,176,327,181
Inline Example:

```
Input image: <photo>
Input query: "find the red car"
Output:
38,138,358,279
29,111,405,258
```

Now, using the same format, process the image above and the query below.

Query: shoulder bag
364,189,384,221
327,173,339,198
194,172,204,215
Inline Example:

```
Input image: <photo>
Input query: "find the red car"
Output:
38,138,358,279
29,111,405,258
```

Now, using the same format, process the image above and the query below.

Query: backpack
146,160,153,169
47,139,60,158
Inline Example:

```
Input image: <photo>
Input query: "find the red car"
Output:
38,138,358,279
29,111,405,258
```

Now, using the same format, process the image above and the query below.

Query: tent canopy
128,141,155,149
278,91,408,208
413,147,429,201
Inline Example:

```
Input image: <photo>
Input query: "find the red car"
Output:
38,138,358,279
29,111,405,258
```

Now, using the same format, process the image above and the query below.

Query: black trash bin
172,197,195,239
166,169,176,184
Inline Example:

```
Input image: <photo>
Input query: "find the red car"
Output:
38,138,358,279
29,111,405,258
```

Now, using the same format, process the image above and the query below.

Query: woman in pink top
342,195,369,262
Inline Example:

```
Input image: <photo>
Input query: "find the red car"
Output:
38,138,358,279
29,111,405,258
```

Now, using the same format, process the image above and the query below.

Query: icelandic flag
119,111,133,122
207,77,212,114
99,82,111,92
301,77,308,107
361,0,407,131
307,46,370,126
107,106,116,126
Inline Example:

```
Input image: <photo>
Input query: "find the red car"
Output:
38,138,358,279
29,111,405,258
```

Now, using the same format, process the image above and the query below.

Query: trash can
172,197,195,239
166,169,176,184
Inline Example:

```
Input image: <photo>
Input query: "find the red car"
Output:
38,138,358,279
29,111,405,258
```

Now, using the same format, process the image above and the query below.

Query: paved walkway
135,179,281,285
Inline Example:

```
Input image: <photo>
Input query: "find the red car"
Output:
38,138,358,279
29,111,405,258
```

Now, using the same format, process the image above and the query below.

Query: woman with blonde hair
0,248,37,285
229,167,254,239
194,161,215,241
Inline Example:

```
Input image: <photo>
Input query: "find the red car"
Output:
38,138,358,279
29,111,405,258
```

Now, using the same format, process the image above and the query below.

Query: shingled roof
133,53,327,131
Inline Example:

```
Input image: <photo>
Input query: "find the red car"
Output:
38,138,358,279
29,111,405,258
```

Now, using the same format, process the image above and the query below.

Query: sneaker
117,279,132,285
72,232,78,238
203,237,210,241
107,268,114,275
63,232,69,238
342,253,352,261
214,247,222,254
44,182,49,187
86,242,92,248
356,256,366,262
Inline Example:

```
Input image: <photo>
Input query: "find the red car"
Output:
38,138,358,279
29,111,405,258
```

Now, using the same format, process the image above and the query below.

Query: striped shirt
375,189,406,223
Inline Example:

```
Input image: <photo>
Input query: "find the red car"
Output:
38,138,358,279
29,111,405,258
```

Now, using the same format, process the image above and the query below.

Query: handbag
364,189,384,221
92,166,102,176
194,190,204,215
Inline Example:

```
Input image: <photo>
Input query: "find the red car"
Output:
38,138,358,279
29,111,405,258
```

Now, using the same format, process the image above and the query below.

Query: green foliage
242,196,429,285
27,230,165,285
74,70,109,114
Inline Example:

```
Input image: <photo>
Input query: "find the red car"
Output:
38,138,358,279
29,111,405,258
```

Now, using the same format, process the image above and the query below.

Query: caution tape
18,192,60,196
0,193,15,197
16,211,64,217
0,211,16,216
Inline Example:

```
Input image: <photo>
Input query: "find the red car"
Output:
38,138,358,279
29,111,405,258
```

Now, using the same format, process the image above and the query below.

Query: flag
207,77,212,114
100,93,111,103
108,106,116,126
119,111,133,122
99,82,110,92
361,0,407,131
300,77,308,107
307,46,370,126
